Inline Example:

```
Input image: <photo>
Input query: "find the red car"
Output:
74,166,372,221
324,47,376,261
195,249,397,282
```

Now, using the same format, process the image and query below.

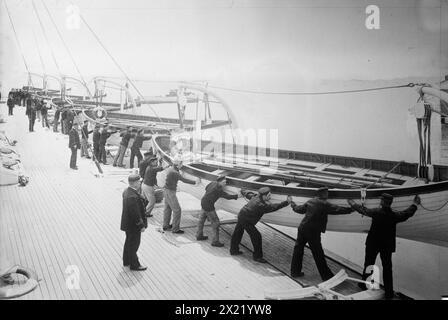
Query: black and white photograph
0,0,447,306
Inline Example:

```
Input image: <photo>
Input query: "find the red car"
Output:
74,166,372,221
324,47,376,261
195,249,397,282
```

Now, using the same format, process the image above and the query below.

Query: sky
1,0,447,159
1,0,447,85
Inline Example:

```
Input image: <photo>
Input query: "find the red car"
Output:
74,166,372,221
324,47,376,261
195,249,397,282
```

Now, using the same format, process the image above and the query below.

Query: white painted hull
157,168,448,247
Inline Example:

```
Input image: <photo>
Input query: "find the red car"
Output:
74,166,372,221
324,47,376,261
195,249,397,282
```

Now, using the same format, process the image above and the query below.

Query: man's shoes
254,257,268,263
86,156,91,159
230,250,243,256
130,265,147,271
162,224,172,231
211,241,224,247
291,272,305,278
112,164,117,167
172,230,184,234
70,166,78,170
196,235,208,241
145,213,153,218
123,264,130,268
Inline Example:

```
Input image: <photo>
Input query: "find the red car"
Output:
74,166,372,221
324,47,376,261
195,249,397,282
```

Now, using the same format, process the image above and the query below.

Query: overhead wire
4,0,32,82
40,0,90,96
32,0,62,76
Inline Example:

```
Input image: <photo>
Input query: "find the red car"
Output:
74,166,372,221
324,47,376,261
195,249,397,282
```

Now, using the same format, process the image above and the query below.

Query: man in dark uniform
290,187,353,280
7,95,14,116
26,95,36,132
92,124,101,161
139,150,154,178
80,120,93,159
141,156,164,217
120,174,147,271
347,193,421,299
162,156,197,234
40,99,50,129
61,107,68,134
68,122,81,170
66,108,75,134
230,187,291,263
130,129,152,169
98,124,116,165
113,126,134,167
196,175,238,247
53,107,61,132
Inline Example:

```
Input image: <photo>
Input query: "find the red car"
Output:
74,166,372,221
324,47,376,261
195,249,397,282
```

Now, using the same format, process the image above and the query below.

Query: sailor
120,174,147,271
25,95,36,132
196,175,238,247
98,124,116,165
141,156,165,217
40,99,50,129
7,94,14,116
92,124,101,161
230,187,291,263
129,129,152,169
60,107,68,134
139,149,154,178
53,107,61,133
80,120,93,159
68,122,81,170
113,126,134,167
347,193,421,299
290,187,353,280
66,108,75,134
162,156,197,234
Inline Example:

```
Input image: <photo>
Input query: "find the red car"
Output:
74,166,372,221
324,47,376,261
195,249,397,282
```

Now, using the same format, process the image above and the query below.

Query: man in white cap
162,155,197,234
230,187,291,263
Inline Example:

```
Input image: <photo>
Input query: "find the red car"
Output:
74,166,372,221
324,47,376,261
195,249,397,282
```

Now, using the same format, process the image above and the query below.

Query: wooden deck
0,107,364,300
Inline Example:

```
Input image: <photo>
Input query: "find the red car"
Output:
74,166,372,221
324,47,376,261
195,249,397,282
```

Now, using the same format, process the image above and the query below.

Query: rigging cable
32,0,62,76
207,83,419,96
32,30,46,76
40,0,90,96
4,0,32,83
74,5,168,130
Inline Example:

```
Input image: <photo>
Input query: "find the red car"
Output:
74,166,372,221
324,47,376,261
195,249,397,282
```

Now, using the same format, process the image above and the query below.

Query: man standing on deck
66,108,75,134
98,124,116,165
41,99,50,129
121,174,147,271
80,120,93,159
7,94,14,116
290,187,353,281
113,126,134,167
68,122,81,170
92,124,101,161
130,129,152,169
162,156,197,234
139,150,154,178
196,175,239,247
53,107,61,132
229,187,291,263
26,95,36,132
141,156,165,217
347,193,421,300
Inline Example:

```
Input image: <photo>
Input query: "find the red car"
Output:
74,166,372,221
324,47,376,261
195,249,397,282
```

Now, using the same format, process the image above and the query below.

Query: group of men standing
121,162,421,300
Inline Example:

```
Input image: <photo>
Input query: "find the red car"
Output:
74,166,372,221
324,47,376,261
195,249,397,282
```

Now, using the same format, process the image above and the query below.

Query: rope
207,83,417,96
41,0,90,94
4,0,31,76
32,29,46,76
32,0,62,76
419,199,448,212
